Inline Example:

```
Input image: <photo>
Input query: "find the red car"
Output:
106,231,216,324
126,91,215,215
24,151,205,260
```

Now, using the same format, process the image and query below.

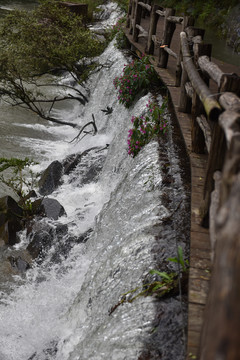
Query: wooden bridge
124,1,240,359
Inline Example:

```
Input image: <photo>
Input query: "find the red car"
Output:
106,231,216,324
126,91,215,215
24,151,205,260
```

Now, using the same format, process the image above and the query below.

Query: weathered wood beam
196,114,212,153
185,81,194,98
180,31,222,121
158,8,176,68
198,56,224,87
209,170,221,261
163,46,177,59
138,1,151,12
166,16,184,24
156,9,165,17
219,111,240,147
146,4,161,54
136,24,148,38
133,0,143,42
152,35,161,45
219,92,240,112
199,139,240,360
219,93,240,147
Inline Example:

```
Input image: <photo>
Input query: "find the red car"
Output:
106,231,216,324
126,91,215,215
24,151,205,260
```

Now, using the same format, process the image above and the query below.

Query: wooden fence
126,0,240,358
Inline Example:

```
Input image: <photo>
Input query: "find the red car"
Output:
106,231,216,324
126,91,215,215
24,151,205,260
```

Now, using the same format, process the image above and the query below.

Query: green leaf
149,270,171,281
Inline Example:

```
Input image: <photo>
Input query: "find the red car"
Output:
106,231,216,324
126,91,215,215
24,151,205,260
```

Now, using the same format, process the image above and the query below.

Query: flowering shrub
127,99,168,157
113,55,155,108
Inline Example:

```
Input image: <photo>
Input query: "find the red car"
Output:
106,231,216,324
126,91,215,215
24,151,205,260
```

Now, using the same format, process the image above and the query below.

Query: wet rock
62,153,82,175
81,159,105,184
38,160,63,195
27,230,54,259
50,229,92,264
40,198,66,220
75,228,93,243
30,198,66,220
8,255,31,272
55,223,68,236
0,196,23,246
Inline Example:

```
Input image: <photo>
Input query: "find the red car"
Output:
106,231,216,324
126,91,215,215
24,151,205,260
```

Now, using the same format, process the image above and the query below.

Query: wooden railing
126,0,240,358
126,0,240,224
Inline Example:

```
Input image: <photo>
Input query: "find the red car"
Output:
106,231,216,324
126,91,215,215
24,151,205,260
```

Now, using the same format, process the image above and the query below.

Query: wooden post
129,0,136,35
191,43,212,153
146,4,160,54
179,32,221,120
201,74,240,225
126,0,133,28
133,0,143,42
158,8,176,68
178,64,192,113
199,133,240,360
175,16,195,86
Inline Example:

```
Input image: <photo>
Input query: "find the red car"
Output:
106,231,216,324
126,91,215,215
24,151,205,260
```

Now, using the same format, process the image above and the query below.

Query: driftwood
180,31,222,121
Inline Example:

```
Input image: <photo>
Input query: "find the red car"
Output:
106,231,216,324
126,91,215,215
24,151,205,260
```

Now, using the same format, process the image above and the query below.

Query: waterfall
0,3,190,360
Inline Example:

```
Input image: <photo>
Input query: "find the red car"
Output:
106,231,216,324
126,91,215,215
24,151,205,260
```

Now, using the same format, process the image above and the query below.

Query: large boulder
38,160,63,195
40,198,66,220
30,197,66,220
0,196,23,246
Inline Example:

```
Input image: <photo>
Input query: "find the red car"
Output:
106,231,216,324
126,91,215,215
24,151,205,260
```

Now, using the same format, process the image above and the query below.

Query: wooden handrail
180,32,222,121
125,2,240,358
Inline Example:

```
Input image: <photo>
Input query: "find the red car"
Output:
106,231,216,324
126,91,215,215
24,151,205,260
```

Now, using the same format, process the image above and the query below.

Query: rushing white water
0,4,190,360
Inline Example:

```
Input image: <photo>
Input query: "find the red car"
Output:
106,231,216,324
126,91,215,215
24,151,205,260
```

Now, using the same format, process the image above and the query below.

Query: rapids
0,3,190,359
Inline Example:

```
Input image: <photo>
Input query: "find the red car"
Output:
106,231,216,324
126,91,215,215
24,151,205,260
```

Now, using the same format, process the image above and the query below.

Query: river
0,2,191,359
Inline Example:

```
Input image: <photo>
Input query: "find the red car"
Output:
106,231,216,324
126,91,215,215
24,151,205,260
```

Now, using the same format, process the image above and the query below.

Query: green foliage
0,157,37,205
154,0,238,31
109,246,189,314
0,0,103,78
127,99,168,157
0,0,105,125
113,55,156,108
168,245,189,273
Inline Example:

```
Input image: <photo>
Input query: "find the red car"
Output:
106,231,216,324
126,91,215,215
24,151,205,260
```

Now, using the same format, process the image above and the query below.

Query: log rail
125,1,240,359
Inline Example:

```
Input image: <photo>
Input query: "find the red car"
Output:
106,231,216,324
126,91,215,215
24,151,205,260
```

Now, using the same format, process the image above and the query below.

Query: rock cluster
0,147,106,275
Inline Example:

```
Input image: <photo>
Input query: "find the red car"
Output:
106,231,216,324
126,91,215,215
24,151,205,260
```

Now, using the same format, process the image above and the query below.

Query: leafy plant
113,55,155,108
127,99,168,157
109,247,189,315
0,157,37,208
168,245,189,273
